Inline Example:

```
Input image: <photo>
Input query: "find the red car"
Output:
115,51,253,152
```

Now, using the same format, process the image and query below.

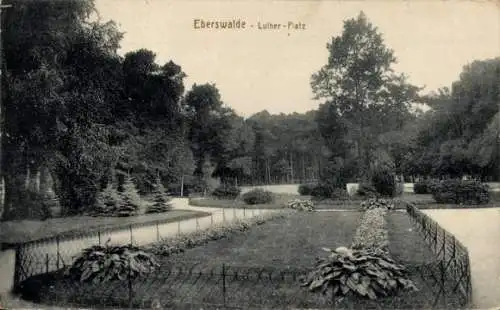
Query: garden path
423,207,500,309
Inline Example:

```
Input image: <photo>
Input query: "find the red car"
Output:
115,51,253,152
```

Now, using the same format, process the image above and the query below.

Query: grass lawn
29,210,466,309
0,210,211,244
386,212,467,309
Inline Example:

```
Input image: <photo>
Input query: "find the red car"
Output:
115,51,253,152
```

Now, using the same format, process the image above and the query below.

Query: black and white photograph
0,0,499,309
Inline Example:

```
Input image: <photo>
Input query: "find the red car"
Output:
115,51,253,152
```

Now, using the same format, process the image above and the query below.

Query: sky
95,0,500,117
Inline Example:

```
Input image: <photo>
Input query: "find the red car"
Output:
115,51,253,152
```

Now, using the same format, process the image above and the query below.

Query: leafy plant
66,241,159,284
146,177,172,214
429,179,490,205
300,247,418,301
242,189,274,205
288,199,315,212
371,169,396,197
360,198,395,211
211,185,241,199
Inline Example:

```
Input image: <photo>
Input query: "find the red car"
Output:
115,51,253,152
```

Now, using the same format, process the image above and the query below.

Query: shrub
300,247,418,300
356,183,378,198
371,169,396,197
288,199,315,212
66,241,159,283
429,179,490,205
117,176,142,216
360,198,395,211
298,183,316,196
242,189,274,205
146,178,172,214
413,180,429,194
211,185,241,199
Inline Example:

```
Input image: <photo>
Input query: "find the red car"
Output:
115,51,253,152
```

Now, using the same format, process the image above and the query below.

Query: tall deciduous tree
311,12,420,180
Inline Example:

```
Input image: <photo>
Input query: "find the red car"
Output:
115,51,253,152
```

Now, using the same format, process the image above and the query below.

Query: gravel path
422,208,500,309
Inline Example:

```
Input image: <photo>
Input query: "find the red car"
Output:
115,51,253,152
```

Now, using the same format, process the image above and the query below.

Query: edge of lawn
0,209,211,245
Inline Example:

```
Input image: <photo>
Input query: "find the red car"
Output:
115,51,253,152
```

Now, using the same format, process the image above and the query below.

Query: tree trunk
180,175,184,197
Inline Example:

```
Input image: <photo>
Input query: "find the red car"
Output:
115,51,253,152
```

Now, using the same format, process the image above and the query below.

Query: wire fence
19,260,469,310
406,202,473,306
7,207,273,286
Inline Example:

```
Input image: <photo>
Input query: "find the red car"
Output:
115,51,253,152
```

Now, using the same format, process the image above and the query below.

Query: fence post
156,221,160,241
233,207,236,219
222,263,226,307
196,217,199,231
223,208,226,223
98,231,101,245
129,225,133,245
56,236,60,270
46,253,49,274
243,208,246,218
211,213,214,226
128,257,133,309
13,245,22,287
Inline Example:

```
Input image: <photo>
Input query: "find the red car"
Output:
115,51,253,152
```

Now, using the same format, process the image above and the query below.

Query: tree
311,12,420,179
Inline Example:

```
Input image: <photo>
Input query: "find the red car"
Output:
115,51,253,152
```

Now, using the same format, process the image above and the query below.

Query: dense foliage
67,242,159,283
300,247,417,300
371,169,397,197
413,180,430,194
356,183,378,198
360,198,395,211
241,189,274,205
211,185,241,199
429,180,490,205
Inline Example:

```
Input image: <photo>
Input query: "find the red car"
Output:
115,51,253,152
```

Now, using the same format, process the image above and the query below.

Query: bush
300,247,417,300
413,180,429,194
66,241,159,283
288,199,315,212
356,183,378,197
429,179,490,204
371,169,396,197
146,178,172,214
93,184,122,216
241,189,274,205
211,185,241,199
298,183,316,195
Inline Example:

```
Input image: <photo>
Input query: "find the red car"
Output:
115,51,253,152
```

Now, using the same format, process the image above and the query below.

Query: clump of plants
352,208,389,250
288,199,315,212
146,177,172,214
360,198,395,211
300,247,418,301
66,240,159,283
211,185,241,199
429,179,490,205
242,188,274,205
